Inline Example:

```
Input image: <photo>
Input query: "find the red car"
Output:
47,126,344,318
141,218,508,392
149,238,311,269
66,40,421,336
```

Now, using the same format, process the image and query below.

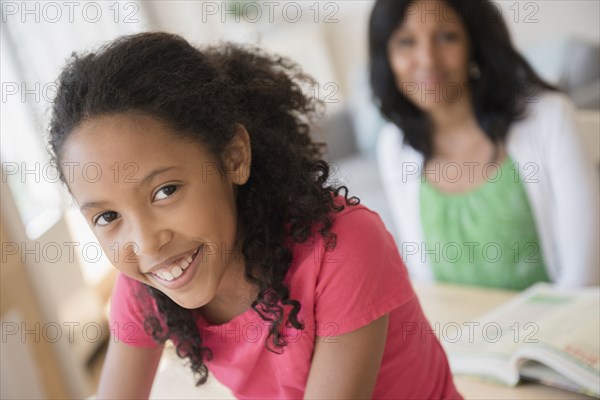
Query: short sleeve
109,273,161,348
314,206,416,336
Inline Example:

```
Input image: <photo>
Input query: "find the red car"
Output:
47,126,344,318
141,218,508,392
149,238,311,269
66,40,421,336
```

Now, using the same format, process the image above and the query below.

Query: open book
444,283,600,397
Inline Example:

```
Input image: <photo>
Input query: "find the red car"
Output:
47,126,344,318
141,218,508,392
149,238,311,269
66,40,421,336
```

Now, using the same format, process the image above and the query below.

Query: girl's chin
175,300,205,310
164,289,215,310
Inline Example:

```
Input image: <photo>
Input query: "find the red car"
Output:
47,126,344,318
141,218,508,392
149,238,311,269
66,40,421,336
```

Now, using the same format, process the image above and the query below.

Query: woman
370,0,599,289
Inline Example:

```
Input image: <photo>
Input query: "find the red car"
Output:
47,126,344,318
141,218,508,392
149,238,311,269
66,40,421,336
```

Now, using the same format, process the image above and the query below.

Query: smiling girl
48,32,462,399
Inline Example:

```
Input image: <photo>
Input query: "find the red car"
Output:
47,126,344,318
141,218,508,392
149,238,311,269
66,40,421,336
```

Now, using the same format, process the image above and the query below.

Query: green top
420,156,549,290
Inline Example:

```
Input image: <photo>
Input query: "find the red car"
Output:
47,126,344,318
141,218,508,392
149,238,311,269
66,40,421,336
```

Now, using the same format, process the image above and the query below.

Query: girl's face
62,113,251,309
387,0,471,112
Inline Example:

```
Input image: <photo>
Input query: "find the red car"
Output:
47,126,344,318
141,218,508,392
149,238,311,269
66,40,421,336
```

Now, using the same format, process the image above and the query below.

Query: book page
515,293,600,396
445,283,600,392
447,284,571,358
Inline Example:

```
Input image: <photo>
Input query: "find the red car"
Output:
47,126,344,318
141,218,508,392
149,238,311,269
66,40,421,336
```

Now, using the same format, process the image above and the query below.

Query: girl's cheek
100,239,133,271
119,245,139,273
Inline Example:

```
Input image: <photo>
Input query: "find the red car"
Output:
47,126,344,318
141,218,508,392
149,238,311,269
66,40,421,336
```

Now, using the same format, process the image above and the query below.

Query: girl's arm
303,314,389,399
96,338,165,399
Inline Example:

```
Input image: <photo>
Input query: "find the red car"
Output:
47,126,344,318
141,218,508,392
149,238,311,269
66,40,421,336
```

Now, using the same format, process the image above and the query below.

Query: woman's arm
96,338,164,399
545,95,600,286
303,314,389,399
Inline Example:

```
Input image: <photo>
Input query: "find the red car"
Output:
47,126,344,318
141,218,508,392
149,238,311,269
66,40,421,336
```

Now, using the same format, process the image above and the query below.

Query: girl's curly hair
47,32,359,385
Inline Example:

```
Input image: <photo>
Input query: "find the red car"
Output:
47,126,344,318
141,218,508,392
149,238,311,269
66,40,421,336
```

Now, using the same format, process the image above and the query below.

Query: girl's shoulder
330,198,387,233
112,273,159,316
110,273,162,348
312,196,403,267
288,196,413,336
288,196,400,271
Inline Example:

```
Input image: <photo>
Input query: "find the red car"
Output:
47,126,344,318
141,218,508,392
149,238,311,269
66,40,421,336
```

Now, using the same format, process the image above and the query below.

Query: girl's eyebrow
80,200,109,211
137,165,181,187
79,165,180,210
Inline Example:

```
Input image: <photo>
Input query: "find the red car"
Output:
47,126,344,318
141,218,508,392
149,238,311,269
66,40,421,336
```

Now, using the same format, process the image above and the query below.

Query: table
413,282,594,399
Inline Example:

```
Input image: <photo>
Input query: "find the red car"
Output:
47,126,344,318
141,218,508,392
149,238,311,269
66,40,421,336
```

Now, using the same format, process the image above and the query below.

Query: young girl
370,0,600,290
48,32,462,399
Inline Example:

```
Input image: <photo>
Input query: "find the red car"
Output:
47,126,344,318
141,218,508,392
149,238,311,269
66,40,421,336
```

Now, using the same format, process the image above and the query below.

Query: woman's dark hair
47,32,358,385
369,0,556,160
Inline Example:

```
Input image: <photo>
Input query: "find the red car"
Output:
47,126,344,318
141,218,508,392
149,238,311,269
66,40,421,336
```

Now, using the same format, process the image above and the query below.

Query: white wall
497,0,600,51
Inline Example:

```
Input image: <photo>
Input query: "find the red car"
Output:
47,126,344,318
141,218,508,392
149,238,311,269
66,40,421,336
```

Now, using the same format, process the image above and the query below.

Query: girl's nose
127,217,173,262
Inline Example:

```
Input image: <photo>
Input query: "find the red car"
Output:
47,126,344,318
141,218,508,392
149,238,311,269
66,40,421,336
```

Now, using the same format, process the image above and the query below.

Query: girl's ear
224,124,252,185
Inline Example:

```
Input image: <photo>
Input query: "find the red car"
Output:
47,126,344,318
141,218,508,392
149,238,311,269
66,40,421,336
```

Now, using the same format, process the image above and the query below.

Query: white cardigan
377,92,600,287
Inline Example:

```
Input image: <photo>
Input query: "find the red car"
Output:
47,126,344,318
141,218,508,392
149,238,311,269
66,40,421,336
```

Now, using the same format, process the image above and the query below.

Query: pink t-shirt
110,200,463,399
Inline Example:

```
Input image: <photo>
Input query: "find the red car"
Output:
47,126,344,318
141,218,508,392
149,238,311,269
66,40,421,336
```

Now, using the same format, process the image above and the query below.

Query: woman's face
387,0,471,112
62,113,251,309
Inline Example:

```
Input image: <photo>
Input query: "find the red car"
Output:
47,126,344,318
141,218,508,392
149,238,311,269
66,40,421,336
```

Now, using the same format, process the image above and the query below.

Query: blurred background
1,1,598,398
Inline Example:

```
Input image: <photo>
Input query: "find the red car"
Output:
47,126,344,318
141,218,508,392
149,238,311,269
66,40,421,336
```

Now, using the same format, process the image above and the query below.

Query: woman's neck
427,100,501,163
428,98,475,134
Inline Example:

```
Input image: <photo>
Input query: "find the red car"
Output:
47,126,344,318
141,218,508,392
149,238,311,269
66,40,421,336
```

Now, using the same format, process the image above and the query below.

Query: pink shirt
110,200,463,399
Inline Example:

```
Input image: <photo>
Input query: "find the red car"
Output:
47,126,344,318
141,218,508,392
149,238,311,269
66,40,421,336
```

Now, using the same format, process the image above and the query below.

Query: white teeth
180,258,191,269
153,247,201,282
155,269,174,282
171,266,183,278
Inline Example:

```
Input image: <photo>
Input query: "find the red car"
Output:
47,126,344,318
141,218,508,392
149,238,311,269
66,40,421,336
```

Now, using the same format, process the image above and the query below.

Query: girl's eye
153,184,179,201
94,211,119,226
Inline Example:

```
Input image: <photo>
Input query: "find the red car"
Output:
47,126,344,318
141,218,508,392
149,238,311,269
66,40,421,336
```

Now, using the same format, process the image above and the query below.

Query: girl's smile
146,245,202,289
62,112,252,310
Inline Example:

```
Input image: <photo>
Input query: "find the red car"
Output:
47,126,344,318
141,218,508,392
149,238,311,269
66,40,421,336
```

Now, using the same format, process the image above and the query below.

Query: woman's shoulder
533,90,574,108
522,90,577,123
376,122,405,156
511,90,579,147
376,122,424,175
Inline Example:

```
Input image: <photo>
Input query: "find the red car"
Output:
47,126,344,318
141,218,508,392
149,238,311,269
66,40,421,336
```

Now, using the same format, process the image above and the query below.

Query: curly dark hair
369,0,557,161
47,31,359,385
